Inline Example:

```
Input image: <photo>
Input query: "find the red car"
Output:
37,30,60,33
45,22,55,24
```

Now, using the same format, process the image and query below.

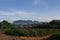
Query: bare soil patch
0,33,52,40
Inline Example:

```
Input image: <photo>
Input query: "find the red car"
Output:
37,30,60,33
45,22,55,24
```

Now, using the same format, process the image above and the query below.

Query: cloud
33,0,41,5
0,8,60,22
0,9,41,22
33,0,48,8
0,9,51,22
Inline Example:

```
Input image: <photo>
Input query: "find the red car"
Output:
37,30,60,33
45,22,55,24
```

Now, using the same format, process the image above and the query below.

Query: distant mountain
13,20,39,25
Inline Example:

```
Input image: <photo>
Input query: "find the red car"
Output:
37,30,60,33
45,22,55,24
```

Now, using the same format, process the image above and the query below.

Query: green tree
2,20,14,29
0,22,2,28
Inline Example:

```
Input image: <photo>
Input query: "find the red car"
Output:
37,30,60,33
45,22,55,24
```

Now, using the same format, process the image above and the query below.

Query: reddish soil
0,33,52,40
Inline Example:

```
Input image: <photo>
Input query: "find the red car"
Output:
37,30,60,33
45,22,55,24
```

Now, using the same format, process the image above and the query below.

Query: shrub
4,29,21,36
46,34,60,40
4,29,60,37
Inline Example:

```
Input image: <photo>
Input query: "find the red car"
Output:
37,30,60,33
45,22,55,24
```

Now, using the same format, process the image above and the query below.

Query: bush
4,29,60,37
46,34,60,40
4,29,21,36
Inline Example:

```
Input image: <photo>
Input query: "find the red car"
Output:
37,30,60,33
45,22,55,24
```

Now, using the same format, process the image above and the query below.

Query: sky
0,0,60,22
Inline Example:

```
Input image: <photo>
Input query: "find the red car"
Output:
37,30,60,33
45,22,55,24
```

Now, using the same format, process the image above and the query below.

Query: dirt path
0,33,52,40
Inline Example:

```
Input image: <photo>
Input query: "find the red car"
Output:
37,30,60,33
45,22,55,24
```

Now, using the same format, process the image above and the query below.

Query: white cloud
0,9,60,22
33,0,46,5
0,9,41,22
33,0,48,9
33,0,41,5
0,9,50,22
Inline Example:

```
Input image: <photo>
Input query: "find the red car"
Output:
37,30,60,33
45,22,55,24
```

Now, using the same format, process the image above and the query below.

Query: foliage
4,29,60,36
46,34,60,40
4,29,21,36
0,20,60,36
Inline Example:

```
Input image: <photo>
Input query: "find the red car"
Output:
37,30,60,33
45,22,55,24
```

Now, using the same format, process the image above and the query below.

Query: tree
1,20,14,29
0,22,2,28
49,20,60,25
49,20,60,28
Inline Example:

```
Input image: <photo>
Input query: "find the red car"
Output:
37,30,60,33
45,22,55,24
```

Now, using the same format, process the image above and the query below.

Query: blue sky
0,0,60,22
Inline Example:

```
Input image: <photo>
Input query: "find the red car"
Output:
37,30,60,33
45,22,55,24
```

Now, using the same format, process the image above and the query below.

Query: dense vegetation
0,20,60,37
31,20,60,29
46,34,60,40
4,29,60,36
